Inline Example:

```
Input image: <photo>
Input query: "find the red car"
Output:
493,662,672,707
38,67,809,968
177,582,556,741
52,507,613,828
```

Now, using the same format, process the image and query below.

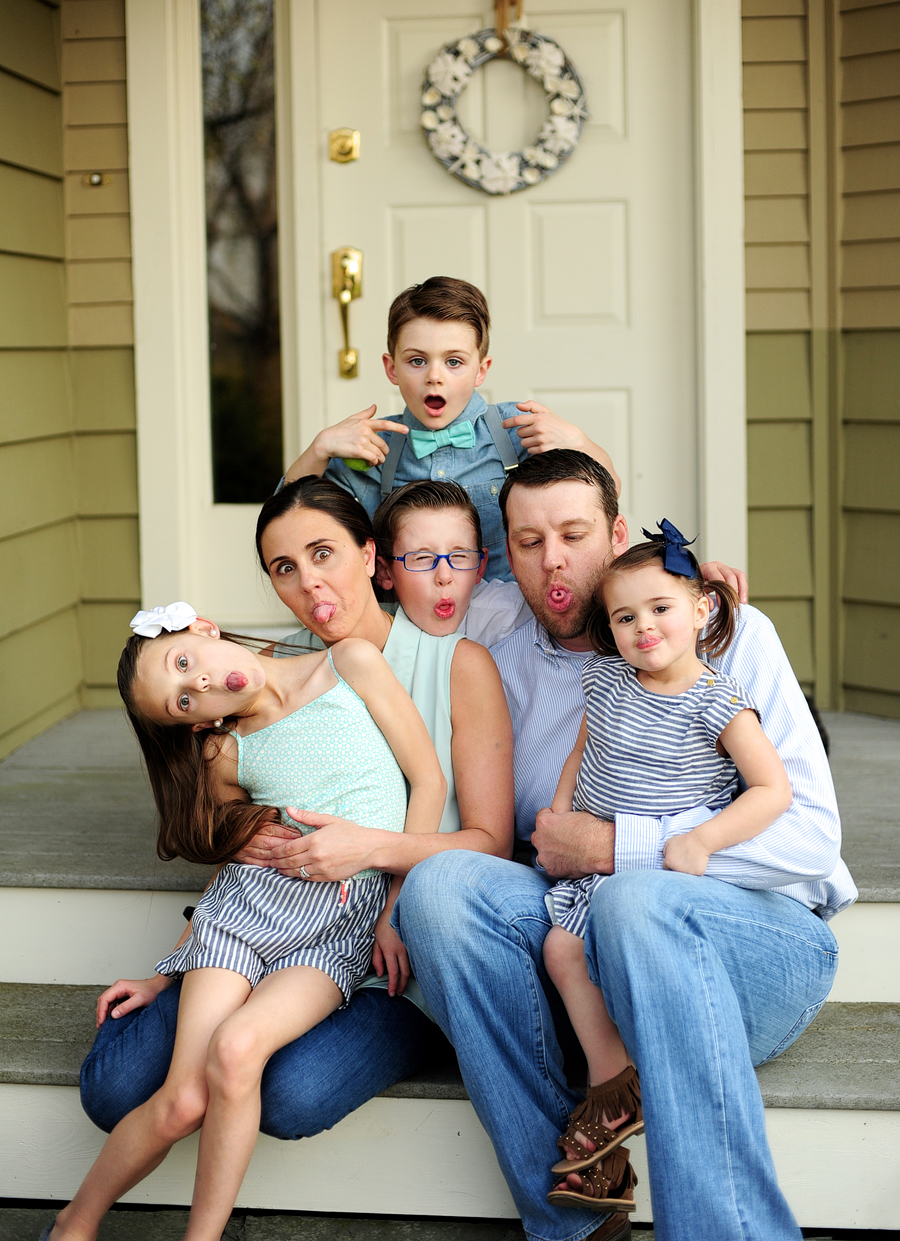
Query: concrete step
1,711,897,1002
0,988,898,1229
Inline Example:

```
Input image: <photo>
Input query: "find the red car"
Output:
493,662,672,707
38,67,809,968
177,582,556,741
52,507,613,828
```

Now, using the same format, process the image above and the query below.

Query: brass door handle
332,247,362,378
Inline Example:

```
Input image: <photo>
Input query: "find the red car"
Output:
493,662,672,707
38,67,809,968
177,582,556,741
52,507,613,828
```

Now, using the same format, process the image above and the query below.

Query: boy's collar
402,390,487,427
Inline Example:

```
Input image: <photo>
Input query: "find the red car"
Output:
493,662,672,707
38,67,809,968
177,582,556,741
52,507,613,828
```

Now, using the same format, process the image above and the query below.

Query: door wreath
420,27,589,195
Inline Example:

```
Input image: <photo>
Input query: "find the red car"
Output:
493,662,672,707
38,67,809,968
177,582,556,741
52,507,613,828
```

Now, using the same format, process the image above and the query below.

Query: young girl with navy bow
41,603,444,1241
542,522,793,1215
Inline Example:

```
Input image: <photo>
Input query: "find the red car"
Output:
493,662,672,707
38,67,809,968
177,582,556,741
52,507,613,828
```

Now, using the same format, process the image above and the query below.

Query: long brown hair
585,540,740,660
117,633,281,866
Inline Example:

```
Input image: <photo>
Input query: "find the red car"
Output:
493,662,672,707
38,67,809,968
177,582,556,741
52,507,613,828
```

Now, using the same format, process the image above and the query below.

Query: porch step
0,988,898,1228
1,711,897,1001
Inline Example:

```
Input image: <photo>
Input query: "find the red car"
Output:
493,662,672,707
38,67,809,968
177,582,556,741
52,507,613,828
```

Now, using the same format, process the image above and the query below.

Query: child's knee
153,1081,208,1142
543,924,587,986
207,1021,265,1094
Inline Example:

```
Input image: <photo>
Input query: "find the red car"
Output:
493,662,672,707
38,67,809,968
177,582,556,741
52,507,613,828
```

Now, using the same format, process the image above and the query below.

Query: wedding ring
299,865,310,879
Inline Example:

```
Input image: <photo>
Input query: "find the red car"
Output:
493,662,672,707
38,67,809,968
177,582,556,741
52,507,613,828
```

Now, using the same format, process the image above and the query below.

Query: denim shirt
323,391,529,581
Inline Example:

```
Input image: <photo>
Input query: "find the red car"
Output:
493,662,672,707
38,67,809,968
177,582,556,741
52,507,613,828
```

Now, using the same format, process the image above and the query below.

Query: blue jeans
80,982,435,1138
394,852,838,1241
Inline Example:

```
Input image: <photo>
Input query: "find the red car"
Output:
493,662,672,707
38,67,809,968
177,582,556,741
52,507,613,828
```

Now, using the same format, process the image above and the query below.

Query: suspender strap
380,428,406,498
483,404,520,472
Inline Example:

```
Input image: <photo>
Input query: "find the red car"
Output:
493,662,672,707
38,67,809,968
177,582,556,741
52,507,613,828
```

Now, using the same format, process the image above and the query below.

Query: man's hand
232,819,299,868
502,402,589,455
372,907,411,997
96,975,171,1027
699,560,749,605
532,807,615,878
663,831,710,876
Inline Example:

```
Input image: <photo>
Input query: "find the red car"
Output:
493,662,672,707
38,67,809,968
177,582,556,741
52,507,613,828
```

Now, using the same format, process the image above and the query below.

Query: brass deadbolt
329,128,360,163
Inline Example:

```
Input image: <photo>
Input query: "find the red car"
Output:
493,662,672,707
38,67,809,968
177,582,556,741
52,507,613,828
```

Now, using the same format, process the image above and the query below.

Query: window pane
202,0,283,504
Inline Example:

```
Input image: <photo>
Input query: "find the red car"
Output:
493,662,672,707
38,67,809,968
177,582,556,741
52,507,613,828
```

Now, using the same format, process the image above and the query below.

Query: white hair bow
129,601,198,638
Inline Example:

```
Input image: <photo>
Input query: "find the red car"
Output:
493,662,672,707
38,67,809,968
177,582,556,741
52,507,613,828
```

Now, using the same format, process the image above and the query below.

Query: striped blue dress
156,651,407,999
546,655,755,937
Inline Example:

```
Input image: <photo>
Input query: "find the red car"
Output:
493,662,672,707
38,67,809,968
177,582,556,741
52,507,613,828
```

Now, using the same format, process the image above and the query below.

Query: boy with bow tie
283,276,619,580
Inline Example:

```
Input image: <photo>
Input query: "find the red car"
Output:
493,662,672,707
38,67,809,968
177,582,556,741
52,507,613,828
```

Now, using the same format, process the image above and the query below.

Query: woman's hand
232,818,299,867
96,975,171,1027
270,809,383,880
372,905,411,997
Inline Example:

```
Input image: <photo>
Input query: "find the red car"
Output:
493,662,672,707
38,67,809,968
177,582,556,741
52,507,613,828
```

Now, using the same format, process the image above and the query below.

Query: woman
80,477,513,1142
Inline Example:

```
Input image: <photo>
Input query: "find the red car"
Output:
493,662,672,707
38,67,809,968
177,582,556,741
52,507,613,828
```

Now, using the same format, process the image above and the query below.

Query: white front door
127,1,745,627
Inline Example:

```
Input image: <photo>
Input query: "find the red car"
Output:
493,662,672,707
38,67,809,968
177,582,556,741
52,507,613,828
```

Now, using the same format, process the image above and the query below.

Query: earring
214,718,223,728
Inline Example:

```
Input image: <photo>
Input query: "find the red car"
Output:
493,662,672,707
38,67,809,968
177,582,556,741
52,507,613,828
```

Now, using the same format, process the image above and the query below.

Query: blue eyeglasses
392,550,485,572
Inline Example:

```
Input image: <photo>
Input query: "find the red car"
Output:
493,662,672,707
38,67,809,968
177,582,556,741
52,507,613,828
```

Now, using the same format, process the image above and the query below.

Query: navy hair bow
640,519,698,578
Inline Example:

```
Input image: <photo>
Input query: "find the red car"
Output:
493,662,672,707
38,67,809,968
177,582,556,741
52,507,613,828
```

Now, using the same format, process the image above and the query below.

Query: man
395,450,856,1241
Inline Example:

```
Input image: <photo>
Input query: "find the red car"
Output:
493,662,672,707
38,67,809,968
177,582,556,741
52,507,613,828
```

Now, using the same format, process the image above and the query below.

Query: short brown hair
373,479,483,563
386,276,491,358
498,449,619,537
585,540,740,659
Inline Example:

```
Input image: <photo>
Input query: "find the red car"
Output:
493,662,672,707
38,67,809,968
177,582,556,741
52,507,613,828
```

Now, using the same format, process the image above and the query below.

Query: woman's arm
550,714,588,814
663,709,792,876
270,640,514,878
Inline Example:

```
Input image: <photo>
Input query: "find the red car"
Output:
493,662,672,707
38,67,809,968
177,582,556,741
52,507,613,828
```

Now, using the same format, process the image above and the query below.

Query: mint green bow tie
409,420,476,459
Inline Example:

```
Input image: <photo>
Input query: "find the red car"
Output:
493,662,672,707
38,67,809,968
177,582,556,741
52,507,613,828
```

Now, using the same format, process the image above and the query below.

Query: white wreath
420,27,589,195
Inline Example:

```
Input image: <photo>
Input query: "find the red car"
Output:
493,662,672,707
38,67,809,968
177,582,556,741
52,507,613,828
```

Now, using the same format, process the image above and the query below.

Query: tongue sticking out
547,586,574,614
434,599,456,620
225,671,248,692
311,601,336,624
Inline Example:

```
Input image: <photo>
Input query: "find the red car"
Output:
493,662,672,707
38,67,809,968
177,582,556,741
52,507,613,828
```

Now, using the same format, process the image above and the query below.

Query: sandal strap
557,1065,642,1157
580,1146,638,1201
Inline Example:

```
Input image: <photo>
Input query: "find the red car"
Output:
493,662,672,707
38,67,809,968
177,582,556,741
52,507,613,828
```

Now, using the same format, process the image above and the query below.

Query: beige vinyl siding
0,0,138,758
0,0,82,755
743,1,818,693
743,0,900,718
840,0,900,719
63,0,138,709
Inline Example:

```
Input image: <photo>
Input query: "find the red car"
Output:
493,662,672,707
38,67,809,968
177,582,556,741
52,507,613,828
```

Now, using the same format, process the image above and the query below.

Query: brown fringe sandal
547,1144,638,1213
551,1064,643,1175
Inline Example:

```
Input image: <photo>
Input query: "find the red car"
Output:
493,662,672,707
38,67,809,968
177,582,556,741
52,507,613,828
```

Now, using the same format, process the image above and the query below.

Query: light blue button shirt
490,605,858,920
323,391,529,581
